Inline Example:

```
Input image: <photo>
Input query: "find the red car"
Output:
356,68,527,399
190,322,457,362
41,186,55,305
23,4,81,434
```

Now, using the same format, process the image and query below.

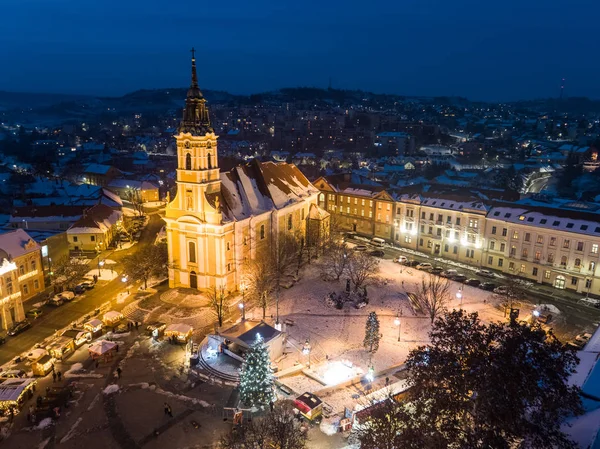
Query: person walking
116,367,122,379
116,344,119,353
57,371,62,381
52,372,57,383
164,402,173,417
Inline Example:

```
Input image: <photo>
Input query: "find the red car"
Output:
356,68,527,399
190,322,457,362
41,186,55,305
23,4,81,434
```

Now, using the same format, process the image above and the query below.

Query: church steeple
179,48,212,135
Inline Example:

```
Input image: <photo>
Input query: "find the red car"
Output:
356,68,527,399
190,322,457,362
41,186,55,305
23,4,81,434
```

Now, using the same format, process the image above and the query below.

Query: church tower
164,50,235,291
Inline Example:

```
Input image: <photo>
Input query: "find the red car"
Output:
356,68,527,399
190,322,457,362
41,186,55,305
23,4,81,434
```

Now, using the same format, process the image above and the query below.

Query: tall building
164,52,328,293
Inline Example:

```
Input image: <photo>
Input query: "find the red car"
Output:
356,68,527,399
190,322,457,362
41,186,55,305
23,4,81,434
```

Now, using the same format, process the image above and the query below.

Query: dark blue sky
2,0,598,101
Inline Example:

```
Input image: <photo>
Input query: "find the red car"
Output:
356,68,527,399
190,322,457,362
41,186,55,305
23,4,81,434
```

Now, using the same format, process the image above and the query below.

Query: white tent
88,340,117,360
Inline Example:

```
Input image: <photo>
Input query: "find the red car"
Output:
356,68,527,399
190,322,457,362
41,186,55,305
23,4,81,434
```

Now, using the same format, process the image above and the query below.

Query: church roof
178,50,213,135
219,159,319,221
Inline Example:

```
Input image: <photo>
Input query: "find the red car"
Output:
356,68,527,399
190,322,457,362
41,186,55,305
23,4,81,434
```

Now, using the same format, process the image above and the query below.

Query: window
387,204,390,211
524,233,530,242
23,284,28,295
502,228,507,237
90,235,96,242
536,235,543,244
243,236,247,246
437,214,443,222
532,267,538,276
519,215,525,221
593,244,599,254
288,215,293,230
586,279,593,289
563,240,570,249
456,218,461,226
226,242,230,251
445,244,449,252
520,264,526,273
19,265,24,275
346,207,350,214
355,198,358,205
73,236,78,242
421,212,425,219
446,216,451,223
361,210,365,217
227,263,231,272
575,258,581,267
34,280,39,290
369,211,372,218
31,261,36,270
468,218,478,228
420,225,425,233
540,219,547,224
522,248,528,258
571,277,578,286
188,241,196,263
419,238,424,246
535,251,541,261
466,249,474,258
427,241,433,248
488,256,493,264
301,208,305,220
544,270,551,279
590,261,596,272
548,253,554,263
560,256,567,267
453,246,458,254
550,237,556,246
498,258,504,267
404,236,412,244
510,246,516,256
552,221,560,227
407,209,413,217
512,231,519,239
428,226,433,234
436,228,442,236
454,231,459,240
185,153,192,170
500,243,506,252
347,197,350,204
492,226,497,235
260,225,265,240
509,262,515,270
577,242,584,252
490,241,496,250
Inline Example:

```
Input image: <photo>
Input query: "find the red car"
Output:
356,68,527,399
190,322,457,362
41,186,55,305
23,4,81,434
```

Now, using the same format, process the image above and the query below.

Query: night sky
2,0,599,101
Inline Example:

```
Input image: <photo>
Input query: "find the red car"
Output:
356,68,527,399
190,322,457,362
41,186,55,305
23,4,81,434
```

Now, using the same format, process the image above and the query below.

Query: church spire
179,48,212,135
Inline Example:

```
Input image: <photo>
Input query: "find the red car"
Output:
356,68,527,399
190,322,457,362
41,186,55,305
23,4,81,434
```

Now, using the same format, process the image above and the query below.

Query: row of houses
316,174,600,296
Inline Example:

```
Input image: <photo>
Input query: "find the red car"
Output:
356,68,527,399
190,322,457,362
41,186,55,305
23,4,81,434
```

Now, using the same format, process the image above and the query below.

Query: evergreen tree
239,334,275,408
363,312,381,355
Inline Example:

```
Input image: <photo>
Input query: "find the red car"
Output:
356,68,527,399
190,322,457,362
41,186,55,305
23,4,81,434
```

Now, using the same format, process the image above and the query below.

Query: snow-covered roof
0,229,40,259
107,179,158,190
88,340,117,355
67,204,122,234
165,323,193,334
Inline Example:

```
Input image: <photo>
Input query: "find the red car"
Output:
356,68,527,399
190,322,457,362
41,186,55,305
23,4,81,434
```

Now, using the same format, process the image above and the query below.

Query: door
189,271,198,289
434,244,440,255
554,275,565,290
352,223,357,232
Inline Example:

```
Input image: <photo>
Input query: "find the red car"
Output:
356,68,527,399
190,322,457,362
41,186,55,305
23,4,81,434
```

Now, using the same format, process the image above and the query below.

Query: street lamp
121,274,129,294
98,259,105,277
394,311,402,342
239,282,246,320
238,303,245,321
366,365,375,382
302,339,312,369
456,288,463,309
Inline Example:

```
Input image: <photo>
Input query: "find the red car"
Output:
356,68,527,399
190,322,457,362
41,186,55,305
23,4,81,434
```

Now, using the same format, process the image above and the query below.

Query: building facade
66,204,122,254
0,229,45,330
164,54,327,293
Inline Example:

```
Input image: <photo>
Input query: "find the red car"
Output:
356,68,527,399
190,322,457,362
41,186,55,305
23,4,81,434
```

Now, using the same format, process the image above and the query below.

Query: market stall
294,392,323,421
88,340,117,362
84,319,104,338
31,354,55,376
146,322,166,339
0,378,37,414
103,311,124,327
62,328,92,348
46,336,75,360
164,323,193,343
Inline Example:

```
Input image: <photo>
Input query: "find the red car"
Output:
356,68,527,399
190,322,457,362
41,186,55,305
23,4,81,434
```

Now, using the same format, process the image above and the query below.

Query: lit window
188,241,196,263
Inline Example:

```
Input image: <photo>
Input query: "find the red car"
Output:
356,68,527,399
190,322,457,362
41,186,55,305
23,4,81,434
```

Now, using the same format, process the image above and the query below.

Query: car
430,267,444,275
355,302,367,309
440,269,459,279
368,250,385,258
464,279,481,287
580,297,600,308
133,231,142,240
120,236,131,242
344,232,358,241
0,336,5,345
79,281,95,290
59,291,75,301
406,260,420,267
48,296,64,307
26,308,43,320
0,369,26,378
453,274,468,283
494,286,510,295
74,285,86,295
416,263,433,271
394,256,409,264
480,282,496,291
8,320,31,336
476,269,495,278
354,245,368,252
575,332,593,344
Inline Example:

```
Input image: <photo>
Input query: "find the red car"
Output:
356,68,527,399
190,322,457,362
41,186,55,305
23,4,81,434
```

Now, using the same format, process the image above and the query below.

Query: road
0,212,165,366
526,174,554,193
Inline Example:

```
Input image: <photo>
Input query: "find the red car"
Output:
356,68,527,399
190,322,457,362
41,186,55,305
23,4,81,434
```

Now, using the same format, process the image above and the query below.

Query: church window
260,225,265,240
288,215,293,230
188,241,196,263
226,241,230,251
207,153,212,169
227,263,231,272
185,153,192,170
186,190,193,210
301,208,305,220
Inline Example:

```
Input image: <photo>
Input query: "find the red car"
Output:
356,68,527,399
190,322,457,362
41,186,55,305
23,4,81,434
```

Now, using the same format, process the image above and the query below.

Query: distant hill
0,90,93,110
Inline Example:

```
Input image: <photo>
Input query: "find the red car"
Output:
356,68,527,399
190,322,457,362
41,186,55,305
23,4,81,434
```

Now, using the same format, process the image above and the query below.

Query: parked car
0,369,26,378
0,335,5,345
394,256,409,264
453,274,468,283
416,263,433,271
464,279,481,287
480,282,497,291
79,281,95,290
430,267,444,275
74,285,86,295
8,320,31,336
580,297,600,308
60,291,75,301
354,245,368,252
344,232,358,241
26,308,43,320
440,269,459,279
120,235,131,243
476,269,495,278
355,302,367,309
48,296,64,307
368,250,385,258
494,286,510,295
406,260,420,267
575,332,593,344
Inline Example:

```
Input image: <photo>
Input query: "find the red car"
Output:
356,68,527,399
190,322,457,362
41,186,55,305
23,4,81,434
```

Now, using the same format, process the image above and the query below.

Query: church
164,53,328,293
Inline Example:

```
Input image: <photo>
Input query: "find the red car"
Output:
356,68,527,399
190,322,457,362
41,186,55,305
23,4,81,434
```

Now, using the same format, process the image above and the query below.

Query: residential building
107,179,160,203
66,204,123,254
82,164,122,187
374,132,414,157
0,229,45,329
164,55,328,293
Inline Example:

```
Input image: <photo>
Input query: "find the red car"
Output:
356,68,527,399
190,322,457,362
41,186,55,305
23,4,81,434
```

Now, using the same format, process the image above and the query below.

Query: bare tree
51,256,89,290
121,243,168,289
347,251,380,292
319,242,349,281
244,254,274,319
414,273,452,324
207,285,229,327
125,188,144,216
270,233,300,323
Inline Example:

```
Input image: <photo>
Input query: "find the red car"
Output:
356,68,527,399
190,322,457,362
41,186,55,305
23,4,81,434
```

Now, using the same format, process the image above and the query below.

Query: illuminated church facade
164,52,327,293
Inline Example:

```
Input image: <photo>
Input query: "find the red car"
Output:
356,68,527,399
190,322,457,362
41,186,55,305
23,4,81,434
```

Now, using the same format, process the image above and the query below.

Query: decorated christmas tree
239,333,275,408
363,311,381,354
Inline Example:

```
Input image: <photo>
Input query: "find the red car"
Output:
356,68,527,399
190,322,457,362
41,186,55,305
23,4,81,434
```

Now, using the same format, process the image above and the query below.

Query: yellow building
0,229,45,329
164,52,327,293
66,204,123,254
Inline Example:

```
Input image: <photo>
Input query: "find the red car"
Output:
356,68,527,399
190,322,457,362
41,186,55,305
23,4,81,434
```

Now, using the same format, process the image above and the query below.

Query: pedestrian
164,402,171,417
52,372,57,383
402,280,405,288
116,344,119,353
117,367,122,379
135,321,139,331
36,396,42,407
269,401,274,412
57,371,62,381
95,360,100,368
385,376,389,386
46,386,50,395
167,405,173,417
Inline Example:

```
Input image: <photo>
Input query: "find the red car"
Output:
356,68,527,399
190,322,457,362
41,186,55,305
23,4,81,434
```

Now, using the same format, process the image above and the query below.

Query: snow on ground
59,417,82,443
36,418,54,429
103,384,120,395
85,268,119,281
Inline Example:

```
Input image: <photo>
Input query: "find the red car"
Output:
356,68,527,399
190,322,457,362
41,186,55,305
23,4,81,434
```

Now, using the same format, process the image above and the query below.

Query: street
0,212,165,366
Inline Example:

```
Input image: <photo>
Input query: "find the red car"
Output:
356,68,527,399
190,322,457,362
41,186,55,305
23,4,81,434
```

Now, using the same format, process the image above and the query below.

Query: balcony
18,269,38,282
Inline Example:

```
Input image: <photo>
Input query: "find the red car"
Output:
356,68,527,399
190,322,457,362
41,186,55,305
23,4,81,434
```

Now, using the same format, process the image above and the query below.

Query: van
371,238,385,248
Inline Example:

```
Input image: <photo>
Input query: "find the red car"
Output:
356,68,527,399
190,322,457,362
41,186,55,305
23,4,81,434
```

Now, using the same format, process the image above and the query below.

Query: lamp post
394,311,402,342
302,339,312,369
238,303,245,321
456,288,463,309
240,282,246,320
366,365,375,383
121,274,129,295
98,259,105,277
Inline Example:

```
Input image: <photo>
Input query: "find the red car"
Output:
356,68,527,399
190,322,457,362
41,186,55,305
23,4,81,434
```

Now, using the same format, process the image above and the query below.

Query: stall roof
219,321,281,348
165,323,193,334
85,319,103,328
0,378,36,402
103,311,123,321
295,392,322,410
88,340,117,355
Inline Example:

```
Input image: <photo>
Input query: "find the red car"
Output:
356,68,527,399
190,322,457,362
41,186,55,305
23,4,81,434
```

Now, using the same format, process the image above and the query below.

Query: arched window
287,215,293,230
260,225,265,240
188,241,196,263
226,241,230,251
207,153,212,169
185,153,192,170
31,260,36,271
560,255,567,267
575,258,581,267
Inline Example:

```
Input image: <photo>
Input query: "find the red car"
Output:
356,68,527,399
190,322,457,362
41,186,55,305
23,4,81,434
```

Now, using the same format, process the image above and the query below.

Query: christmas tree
363,311,380,354
239,333,275,408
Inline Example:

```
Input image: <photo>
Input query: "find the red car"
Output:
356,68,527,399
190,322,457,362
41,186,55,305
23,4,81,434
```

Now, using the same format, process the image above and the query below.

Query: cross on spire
190,47,196,60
